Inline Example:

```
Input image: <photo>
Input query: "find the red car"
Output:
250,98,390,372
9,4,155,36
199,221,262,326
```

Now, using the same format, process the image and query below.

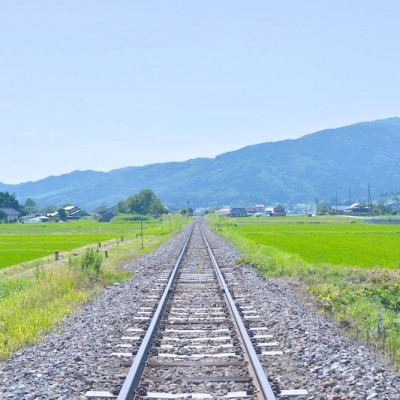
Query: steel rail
200,226,277,400
117,224,195,400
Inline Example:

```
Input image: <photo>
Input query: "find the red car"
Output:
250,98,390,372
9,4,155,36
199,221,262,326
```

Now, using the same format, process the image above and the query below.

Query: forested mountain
1,118,400,211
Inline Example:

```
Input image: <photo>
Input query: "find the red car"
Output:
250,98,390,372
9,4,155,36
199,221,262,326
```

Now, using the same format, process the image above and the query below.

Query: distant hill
1,117,400,211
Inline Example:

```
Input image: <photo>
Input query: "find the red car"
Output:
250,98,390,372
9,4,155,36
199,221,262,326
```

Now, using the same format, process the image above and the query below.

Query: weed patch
0,215,189,359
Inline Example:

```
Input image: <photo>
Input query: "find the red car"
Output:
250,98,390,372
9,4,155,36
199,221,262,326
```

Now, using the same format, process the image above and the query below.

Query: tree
317,202,331,215
94,205,108,214
0,192,20,210
117,189,166,216
58,208,68,221
23,198,39,214
180,207,193,217
0,209,6,222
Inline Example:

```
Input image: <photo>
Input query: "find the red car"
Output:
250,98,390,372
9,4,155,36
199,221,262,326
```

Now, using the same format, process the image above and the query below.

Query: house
46,211,59,219
329,205,349,214
214,208,231,215
228,207,247,217
255,204,265,213
64,205,81,220
21,213,39,223
266,205,286,216
98,206,117,222
347,203,370,214
386,199,400,214
0,208,21,222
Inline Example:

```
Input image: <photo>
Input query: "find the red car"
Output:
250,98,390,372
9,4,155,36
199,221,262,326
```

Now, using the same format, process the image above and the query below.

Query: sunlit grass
222,216,400,268
0,215,189,359
209,214,400,367
0,217,185,269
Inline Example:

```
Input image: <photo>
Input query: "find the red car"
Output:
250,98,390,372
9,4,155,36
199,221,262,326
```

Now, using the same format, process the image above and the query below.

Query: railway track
85,222,307,399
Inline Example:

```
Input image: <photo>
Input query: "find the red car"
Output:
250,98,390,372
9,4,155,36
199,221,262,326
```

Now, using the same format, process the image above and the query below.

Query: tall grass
0,260,112,358
0,215,188,359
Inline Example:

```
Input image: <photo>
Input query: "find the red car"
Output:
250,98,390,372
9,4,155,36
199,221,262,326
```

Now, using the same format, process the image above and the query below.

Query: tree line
0,188,169,222
0,192,81,222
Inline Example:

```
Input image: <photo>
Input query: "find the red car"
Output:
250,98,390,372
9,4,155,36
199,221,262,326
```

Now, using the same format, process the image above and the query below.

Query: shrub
79,248,103,274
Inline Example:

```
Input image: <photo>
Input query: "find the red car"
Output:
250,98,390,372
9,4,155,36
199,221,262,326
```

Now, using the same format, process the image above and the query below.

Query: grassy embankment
210,215,400,367
0,215,188,359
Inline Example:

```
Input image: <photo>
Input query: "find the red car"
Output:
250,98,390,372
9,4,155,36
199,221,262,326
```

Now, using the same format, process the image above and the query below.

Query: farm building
347,203,370,214
266,205,286,216
21,214,49,223
386,199,400,213
228,207,247,217
255,204,265,213
0,208,21,222
64,205,81,220
214,208,231,215
214,207,247,217
330,206,349,214
98,206,117,222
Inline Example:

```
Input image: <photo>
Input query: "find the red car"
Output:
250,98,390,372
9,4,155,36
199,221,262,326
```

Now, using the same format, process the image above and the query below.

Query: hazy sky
1,1,399,184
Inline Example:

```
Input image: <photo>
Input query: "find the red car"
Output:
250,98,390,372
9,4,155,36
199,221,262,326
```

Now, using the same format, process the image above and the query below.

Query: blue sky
1,1,399,184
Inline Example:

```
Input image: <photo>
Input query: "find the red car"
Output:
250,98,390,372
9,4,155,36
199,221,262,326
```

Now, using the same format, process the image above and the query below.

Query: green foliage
180,207,193,217
79,248,103,275
23,198,39,214
112,214,150,222
57,208,67,221
317,202,331,215
0,277,33,301
0,266,90,358
41,205,57,214
117,189,166,216
0,192,20,211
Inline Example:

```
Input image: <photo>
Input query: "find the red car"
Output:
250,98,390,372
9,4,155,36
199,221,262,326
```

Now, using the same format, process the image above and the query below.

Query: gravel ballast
1,221,399,399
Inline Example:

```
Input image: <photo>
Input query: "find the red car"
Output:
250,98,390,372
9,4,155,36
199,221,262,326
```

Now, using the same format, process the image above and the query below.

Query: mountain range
1,117,400,211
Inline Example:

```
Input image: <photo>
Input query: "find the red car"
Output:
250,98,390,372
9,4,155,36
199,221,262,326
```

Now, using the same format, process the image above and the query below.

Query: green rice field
0,217,181,270
212,215,400,366
222,216,400,268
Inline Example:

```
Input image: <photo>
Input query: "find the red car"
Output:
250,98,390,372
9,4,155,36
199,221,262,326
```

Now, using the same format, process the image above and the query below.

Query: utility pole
335,191,338,214
348,186,352,207
367,183,372,216
140,217,144,249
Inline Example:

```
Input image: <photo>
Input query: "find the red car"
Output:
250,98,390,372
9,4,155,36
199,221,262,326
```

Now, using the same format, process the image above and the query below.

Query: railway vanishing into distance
84,222,307,400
